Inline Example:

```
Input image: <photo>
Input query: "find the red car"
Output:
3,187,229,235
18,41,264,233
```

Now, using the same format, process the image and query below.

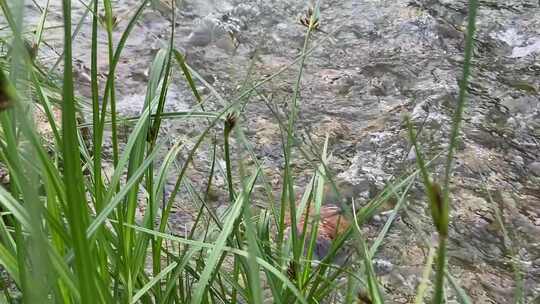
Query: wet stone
529,161,540,176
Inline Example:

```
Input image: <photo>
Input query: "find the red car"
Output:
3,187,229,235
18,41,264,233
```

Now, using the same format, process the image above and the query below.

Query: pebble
373,258,394,275
407,148,416,161
187,28,213,47
529,161,540,176
512,155,524,167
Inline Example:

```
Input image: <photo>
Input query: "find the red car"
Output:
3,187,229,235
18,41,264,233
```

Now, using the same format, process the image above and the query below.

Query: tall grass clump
0,0,479,303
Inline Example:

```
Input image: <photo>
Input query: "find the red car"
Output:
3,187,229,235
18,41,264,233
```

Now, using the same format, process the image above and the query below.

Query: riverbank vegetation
0,0,507,303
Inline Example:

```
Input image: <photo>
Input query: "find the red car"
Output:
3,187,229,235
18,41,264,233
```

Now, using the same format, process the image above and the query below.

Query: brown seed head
299,7,320,31
224,112,237,133
0,71,13,112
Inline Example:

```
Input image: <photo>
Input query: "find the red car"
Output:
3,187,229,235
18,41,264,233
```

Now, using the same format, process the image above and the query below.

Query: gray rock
373,258,394,275
407,148,416,161
512,155,524,167
187,27,213,47
529,161,540,176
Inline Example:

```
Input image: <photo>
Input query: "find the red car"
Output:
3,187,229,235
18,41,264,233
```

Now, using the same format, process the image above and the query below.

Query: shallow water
4,0,540,302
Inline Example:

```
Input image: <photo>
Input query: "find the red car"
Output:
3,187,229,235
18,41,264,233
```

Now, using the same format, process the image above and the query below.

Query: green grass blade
103,0,119,166
485,186,524,304
31,70,62,147
131,262,178,304
0,186,31,228
95,0,150,170
442,0,478,200
87,143,161,238
446,272,473,304
191,169,259,303
48,245,81,302
124,223,310,304
61,0,98,301
132,140,183,288
173,50,202,105
0,0,17,32
33,0,49,51
352,200,384,304
0,243,19,286
122,49,169,294
49,0,95,73
92,105,151,221
90,0,102,210
370,180,413,256
414,246,436,304
301,136,329,285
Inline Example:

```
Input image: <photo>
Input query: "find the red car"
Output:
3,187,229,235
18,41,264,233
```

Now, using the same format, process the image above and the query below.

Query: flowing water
4,0,540,302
